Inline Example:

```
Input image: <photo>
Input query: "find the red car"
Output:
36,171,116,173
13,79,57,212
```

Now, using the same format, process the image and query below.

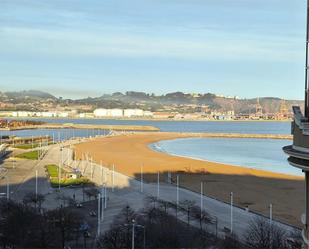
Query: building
93,108,123,117
12,111,34,117
57,112,69,118
94,108,152,118
79,112,94,118
143,111,154,117
93,109,108,117
123,109,144,117
41,112,57,118
283,3,309,248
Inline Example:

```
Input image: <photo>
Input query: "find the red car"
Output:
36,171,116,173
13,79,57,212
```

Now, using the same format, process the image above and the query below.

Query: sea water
150,137,301,176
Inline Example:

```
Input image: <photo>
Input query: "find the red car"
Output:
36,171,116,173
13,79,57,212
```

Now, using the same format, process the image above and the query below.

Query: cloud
0,26,302,63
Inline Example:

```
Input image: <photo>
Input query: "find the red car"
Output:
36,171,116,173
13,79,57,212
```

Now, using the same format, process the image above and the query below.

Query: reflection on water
151,137,301,176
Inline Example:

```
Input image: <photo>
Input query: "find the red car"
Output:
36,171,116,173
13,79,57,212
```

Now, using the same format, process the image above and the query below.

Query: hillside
75,91,303,114
0,90,303,114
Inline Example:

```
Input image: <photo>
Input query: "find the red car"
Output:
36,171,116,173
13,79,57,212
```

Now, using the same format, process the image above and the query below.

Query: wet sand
74,132,304,227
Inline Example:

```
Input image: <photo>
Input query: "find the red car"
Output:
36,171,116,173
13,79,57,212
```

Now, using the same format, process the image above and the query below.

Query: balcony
283,106,309,171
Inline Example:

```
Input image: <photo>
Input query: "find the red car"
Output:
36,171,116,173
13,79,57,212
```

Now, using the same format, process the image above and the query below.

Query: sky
0,0,306,99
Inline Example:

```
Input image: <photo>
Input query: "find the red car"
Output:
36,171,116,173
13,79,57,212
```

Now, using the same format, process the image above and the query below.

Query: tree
191,205,213,231
97,225,128,249
219,234,243,249
84,187,99,201
55,193,74,207
145,195,158,209
179,200,196,225
23,192,45,211
245,217,289,249
115,205,136,225
46,206,83,249
98,204,218,249
98,206,136,249
157,199,170,213
0,199,55,249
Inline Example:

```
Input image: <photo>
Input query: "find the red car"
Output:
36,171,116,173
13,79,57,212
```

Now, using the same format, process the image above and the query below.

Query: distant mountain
5,90,56,100
0,89,303,114
74,91,303,114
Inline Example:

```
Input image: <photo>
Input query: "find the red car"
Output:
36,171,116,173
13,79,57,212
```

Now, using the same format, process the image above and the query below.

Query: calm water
150,138,301,176
0,128,109,141
8,118,291,134
3,118,295,175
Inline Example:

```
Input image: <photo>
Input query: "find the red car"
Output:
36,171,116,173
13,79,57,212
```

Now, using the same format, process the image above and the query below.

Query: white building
93,108,152,118
93,109,108,117
144,111,154,117
108,109,123,117
93,108,124,117
124,109,144,117
41,112,56,118
58,112,69,118
79,112,93,118
12,111,34,117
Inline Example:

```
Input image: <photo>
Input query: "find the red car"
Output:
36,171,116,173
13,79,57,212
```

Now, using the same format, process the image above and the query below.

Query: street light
125,219,146,249
230,192,233,234
6,176,9,200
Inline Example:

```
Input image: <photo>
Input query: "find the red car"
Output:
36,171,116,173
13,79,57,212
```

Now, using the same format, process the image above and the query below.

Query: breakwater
0,123,160,132
184,132,292,140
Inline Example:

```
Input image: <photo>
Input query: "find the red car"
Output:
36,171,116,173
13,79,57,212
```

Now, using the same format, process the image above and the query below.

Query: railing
292,106,309,135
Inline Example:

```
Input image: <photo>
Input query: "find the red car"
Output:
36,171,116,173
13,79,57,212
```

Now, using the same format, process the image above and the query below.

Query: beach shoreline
74,132,304,227
148,139,301,177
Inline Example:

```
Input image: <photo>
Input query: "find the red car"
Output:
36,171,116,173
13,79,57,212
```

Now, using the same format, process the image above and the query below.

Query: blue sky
0,0,306,99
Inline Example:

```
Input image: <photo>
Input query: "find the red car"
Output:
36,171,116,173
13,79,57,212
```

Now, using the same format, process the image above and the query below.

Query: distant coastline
2,116,292,123
0,123,159,132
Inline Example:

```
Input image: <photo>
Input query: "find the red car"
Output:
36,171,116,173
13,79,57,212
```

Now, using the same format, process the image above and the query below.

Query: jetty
0,123,160,132
188,132,292,140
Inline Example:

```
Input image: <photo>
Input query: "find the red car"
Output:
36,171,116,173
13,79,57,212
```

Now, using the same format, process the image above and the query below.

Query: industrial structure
283,2,309,248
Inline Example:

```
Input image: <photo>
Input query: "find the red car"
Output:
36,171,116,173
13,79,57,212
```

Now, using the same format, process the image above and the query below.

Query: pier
0,123,160,132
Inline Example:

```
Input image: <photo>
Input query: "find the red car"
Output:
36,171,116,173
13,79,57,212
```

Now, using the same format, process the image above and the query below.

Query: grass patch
50,177,92,188
14,144,39,150
16,150,39,160
14,142,54,150
45,164,65,177
45,164,92,188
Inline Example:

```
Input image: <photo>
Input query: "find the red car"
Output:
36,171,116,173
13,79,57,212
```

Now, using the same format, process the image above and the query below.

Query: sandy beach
74,132,304,227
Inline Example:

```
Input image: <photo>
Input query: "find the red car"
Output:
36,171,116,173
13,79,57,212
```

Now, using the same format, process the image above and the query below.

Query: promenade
0,135,300,242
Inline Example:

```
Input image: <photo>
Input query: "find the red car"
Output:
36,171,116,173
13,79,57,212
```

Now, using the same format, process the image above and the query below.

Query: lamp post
305,0,309,118
128,219,146,249
132,219,135,249
200,181,203,219
157,172,160,199
112,164,115,192
176,175,179,206
97,193,101,236
35,170,38,199
140,165,143,193
230,192,233,234
6,176,9,200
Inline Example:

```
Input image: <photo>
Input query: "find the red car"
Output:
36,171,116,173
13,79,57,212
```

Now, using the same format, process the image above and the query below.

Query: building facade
283,2,309,248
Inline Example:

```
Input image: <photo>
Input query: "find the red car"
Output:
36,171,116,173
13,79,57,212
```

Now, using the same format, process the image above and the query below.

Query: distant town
0,90,302,121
